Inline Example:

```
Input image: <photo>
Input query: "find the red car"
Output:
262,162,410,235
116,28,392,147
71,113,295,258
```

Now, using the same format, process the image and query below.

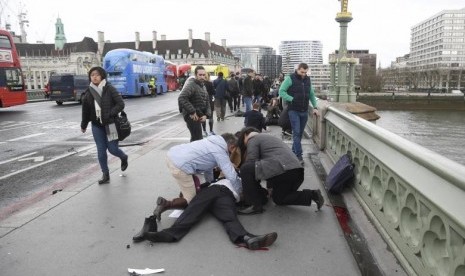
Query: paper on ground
128,268,165,275
169,209,184,218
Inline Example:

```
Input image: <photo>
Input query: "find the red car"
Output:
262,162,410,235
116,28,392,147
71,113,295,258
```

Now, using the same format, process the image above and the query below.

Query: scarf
90,80,118,141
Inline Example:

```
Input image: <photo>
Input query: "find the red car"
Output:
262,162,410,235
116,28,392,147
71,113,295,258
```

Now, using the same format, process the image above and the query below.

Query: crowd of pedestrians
81,64,321,251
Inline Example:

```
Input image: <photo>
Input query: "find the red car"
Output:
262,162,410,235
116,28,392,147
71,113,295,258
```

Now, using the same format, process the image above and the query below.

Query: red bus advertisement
0,30,26,108
165,61,178,91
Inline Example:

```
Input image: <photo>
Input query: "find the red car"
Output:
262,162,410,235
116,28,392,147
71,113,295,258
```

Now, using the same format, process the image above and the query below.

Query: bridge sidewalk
0,113,361,276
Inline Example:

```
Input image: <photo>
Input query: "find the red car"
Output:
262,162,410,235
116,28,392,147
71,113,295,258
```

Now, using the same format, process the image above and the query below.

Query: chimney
152,31,157,49
161,34,166,40
205,32,211,46
97,31,105,56
188,29,193,48
135,31,140,50
221,39,227,49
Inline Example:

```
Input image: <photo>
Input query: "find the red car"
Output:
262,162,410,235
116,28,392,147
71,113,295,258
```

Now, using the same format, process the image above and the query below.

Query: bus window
0,36,12,49
0,68,24,90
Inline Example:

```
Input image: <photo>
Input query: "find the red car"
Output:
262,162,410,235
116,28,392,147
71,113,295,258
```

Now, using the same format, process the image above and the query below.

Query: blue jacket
213,77,229,99
167,135,242,195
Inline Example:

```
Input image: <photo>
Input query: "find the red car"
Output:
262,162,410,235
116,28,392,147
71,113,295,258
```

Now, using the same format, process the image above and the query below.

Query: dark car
48,74,88,105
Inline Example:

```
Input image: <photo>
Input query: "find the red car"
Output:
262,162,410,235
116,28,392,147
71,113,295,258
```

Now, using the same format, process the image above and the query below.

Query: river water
376,110,465,166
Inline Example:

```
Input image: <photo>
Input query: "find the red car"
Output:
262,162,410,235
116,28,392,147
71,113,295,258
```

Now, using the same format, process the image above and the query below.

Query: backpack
326,151,355,194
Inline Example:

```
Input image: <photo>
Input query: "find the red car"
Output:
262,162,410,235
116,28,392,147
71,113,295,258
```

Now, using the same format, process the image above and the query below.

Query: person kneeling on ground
132,178,278,250
236,127,324,215
152,133,241,222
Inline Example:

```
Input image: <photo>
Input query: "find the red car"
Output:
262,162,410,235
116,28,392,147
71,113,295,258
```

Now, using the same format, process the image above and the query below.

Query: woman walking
81,66,128,184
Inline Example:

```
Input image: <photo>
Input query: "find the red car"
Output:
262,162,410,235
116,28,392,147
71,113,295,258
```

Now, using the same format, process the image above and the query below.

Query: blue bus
103,49,167,96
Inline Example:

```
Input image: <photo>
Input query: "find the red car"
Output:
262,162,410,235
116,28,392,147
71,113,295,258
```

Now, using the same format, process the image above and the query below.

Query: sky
1,0,464,68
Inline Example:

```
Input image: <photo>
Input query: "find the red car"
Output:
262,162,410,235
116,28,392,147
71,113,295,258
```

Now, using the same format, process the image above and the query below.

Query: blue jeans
288,110,309,159
92,123,127,173
243,96,253,112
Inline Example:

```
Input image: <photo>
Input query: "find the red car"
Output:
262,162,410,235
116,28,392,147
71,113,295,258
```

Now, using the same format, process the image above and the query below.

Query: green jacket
279,75,318,109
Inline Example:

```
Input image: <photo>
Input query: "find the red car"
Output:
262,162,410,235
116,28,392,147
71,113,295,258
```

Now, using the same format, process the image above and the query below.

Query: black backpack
326,151,355,194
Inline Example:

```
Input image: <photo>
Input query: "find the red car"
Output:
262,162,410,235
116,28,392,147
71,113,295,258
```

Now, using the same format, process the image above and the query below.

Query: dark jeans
162,185,248,243
241,161,311,207
184,115,203,142
232,95,240,111
91,123,127,173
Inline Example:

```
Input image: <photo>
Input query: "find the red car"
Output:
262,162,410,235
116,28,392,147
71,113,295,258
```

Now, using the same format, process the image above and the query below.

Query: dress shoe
98,172,110,184
132,216,157,242
153,197,188,221
243,232,278,250
237,205,264,215
312,189,325,210
121,157,128,171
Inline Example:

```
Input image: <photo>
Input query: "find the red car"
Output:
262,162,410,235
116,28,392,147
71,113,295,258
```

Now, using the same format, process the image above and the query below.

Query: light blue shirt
167,135,242,195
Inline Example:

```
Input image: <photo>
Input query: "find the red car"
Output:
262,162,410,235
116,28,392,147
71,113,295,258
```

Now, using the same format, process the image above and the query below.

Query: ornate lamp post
329,0,356,103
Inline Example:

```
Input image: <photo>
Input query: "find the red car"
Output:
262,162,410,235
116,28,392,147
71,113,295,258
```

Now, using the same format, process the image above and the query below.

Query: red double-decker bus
0,30,26,108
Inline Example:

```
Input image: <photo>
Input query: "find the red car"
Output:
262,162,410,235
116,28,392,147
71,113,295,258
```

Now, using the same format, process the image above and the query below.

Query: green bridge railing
312,102,465,276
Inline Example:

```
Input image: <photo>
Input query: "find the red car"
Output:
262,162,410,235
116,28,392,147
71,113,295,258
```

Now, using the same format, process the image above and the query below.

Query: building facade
279,40,323,74
228,45,276,74
408,7,465,91
14,21,237,90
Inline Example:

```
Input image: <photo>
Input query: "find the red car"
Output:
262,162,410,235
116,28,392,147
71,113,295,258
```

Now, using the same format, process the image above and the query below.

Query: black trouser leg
268,168,311,206
240,161,266,208
184,115,203,142
209,186,248,243
161,186,218,241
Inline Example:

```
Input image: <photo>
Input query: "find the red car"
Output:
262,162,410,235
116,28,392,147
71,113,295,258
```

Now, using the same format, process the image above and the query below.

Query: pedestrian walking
213,72,229,121
279,63,318,164
178,66,211,142
81,66,128,184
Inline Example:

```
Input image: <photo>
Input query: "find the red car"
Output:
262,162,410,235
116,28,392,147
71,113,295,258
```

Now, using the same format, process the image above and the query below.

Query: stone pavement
0,112,363,276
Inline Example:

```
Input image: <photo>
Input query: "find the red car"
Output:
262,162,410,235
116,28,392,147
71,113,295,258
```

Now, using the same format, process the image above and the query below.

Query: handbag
115,110,131,141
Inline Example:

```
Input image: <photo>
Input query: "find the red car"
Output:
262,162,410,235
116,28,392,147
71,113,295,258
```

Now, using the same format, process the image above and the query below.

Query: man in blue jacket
279,63,319,165
151,133,241,221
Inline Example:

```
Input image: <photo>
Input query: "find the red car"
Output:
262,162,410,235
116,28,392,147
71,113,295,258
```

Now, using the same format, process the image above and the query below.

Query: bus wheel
140,87,145,96
56,101,63,105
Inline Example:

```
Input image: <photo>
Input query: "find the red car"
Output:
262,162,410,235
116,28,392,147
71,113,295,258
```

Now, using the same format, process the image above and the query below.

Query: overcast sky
2,0,464,67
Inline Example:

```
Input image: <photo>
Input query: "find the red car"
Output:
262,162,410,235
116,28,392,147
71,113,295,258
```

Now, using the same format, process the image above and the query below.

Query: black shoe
313,189,325,210
237,205,264,215
121,157,128,171
243,232,278,250
133,216,158,242
98,172,110,184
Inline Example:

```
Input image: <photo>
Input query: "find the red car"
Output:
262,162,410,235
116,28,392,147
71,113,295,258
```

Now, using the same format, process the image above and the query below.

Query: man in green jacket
279,63,318,165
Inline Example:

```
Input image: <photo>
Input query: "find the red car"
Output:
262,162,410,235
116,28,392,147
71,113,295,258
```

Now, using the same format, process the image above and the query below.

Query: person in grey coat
178,66,211,142
237,127,324,215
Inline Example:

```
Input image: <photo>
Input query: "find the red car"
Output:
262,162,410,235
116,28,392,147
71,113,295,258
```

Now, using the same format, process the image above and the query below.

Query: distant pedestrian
243,70,255,112
279,63,318,164
178,66,211,142
81,66,128,184
213,72,229,121
202,73,215,136
228,72,241,113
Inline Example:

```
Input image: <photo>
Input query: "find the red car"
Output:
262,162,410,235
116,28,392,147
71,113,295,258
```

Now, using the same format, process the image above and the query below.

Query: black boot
153,197,188,221
242,232,278,250
121,157,128,171
98,172,110,184
132,216,157,242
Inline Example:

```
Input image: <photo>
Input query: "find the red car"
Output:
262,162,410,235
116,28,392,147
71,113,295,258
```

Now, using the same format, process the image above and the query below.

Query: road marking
0,119,62,132
7,133,45,141
18,156,44,162
0,152,38,165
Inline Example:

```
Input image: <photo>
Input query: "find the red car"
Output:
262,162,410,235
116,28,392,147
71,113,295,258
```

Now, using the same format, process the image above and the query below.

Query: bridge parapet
313,102,465,276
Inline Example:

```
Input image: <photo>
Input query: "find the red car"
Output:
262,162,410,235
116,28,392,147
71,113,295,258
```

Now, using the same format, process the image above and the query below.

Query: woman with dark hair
81,66,128,184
